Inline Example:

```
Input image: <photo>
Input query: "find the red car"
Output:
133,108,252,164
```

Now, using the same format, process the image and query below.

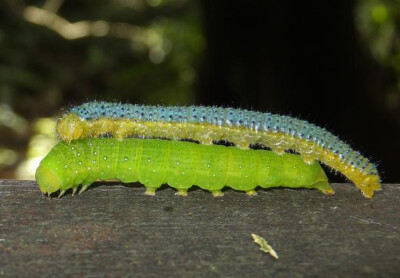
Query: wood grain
0,180,399,277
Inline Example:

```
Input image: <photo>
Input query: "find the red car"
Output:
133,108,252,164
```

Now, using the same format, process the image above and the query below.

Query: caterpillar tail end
353,174,381,199
57,113,87,143
313,181,335,195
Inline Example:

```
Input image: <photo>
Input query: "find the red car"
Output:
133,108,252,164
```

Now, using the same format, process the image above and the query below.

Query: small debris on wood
252,233,279,259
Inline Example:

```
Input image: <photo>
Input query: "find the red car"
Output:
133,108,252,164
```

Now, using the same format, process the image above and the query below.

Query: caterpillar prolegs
56,101,381,198
35,138,332,197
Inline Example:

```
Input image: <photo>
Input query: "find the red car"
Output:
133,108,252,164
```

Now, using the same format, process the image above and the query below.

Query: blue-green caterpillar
35,138,332,198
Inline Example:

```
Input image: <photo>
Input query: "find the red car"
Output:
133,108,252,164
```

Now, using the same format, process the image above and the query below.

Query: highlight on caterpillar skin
35,138,332,198
56,101,381,198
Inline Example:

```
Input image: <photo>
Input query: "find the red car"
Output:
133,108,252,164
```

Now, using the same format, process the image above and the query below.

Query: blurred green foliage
0,0,204,110
356,0,400,89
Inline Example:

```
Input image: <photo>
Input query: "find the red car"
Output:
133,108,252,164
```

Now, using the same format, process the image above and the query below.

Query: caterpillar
56,101,381,198
35,138,332,198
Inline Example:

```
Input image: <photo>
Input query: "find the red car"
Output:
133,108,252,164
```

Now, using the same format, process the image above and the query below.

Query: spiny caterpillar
56,101,381,198
35,138,332,198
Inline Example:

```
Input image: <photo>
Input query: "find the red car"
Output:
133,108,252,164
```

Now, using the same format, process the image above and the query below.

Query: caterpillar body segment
56,102,381,198
35,138,332,197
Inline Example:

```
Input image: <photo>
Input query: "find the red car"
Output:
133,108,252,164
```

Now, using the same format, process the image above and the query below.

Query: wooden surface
0,180,399,277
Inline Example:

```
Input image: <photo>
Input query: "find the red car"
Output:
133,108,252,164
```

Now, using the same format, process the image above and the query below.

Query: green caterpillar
35,138,332,198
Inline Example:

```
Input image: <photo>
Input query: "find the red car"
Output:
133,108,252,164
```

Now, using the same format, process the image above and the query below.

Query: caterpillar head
35,163,63,195
57,113,88,143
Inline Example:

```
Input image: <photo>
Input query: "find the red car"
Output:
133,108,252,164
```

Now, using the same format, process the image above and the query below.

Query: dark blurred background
0,0,399,181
